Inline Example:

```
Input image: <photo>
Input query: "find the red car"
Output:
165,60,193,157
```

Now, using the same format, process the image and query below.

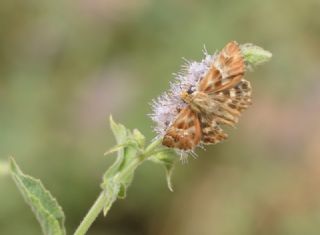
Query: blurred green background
1,0,320,234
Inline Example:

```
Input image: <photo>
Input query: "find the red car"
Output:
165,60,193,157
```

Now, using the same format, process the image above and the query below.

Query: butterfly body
162,41,252,151
181,91,218,114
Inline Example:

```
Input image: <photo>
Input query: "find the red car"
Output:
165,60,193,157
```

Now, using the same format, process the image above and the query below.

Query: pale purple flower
150,49,218,137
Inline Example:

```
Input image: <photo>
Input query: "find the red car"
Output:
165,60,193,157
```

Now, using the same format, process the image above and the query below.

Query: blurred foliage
1,0,320,234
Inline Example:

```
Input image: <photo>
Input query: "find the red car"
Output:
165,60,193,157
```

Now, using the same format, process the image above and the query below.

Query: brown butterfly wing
218,79,252,113
198,41,245,94
199,78,252,144
198,66,222,93
210,79,252,127
162,107,201,150
200,116,228,144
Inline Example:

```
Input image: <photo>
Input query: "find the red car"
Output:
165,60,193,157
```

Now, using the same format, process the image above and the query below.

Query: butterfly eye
187,86,195,94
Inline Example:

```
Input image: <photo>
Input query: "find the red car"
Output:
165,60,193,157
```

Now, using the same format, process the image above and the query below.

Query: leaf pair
101,117,177,215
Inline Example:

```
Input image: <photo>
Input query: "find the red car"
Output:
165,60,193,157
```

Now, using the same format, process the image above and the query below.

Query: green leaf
103,116,129,178
132,129,146,148
9,157,65,235
102,178,121,216
117,183,127,199
101,118,163,217
104,141,136,156
101,118,143,216
241,43,272,67
102,143,140,205
149,150,177,192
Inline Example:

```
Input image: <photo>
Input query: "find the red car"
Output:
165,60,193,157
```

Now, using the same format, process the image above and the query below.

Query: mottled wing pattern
200,116,228,144
225,79,252,112
198,41,245,94
198,66,222,93
162,107,202,150
198,41,251,146
212,79,252,126
163,41,250,151
213,41,245,92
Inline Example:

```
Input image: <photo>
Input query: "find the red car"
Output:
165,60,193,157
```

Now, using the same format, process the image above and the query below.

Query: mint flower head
151,41,272,152
151,49,217,136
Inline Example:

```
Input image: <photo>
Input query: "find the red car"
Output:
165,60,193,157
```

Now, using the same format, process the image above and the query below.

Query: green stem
144,138,162,156
74,193,107,235
117,139,163,183
73,138,162,235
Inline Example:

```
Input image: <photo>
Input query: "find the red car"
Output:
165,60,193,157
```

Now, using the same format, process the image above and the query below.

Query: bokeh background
1,0,320,234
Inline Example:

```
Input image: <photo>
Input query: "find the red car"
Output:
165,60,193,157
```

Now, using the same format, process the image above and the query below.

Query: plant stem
74,192,107,235
74,138,162,235
144,138,162,156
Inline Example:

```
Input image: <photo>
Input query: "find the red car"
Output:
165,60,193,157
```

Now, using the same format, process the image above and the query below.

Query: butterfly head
180,86,195,104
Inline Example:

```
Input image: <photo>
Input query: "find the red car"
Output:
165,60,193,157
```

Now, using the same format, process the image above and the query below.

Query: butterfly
162,41,252,150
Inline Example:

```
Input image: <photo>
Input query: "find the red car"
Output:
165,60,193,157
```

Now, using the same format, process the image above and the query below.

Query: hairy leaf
10,158,65,235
